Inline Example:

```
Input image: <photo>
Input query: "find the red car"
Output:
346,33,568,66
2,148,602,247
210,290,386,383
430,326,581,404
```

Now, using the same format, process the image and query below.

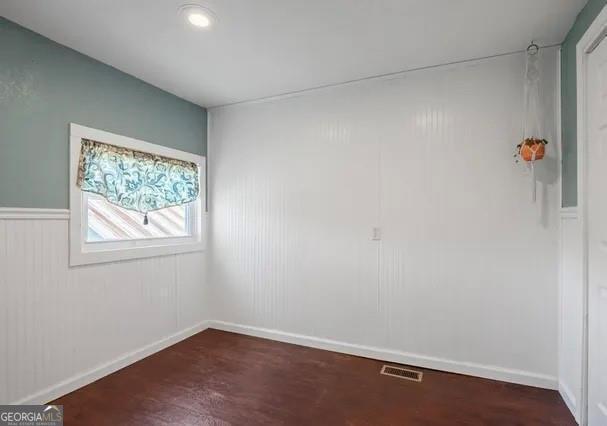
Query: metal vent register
380,365,423,382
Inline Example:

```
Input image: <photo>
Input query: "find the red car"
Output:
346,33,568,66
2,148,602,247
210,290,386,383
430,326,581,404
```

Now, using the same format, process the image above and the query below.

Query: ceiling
0,0,586,107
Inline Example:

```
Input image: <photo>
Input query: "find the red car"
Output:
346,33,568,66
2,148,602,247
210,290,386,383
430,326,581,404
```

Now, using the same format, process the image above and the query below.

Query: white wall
208,48,560,388
0,48,562,406
0,210,209,404
559,207,584,421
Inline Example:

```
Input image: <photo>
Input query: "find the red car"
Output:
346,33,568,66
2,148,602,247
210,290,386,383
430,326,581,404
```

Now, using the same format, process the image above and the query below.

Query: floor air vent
380,365,423,382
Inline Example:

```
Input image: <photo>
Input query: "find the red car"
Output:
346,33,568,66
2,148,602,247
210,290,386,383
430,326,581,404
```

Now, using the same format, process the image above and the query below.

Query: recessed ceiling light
188,13,210,27
179,4,216,29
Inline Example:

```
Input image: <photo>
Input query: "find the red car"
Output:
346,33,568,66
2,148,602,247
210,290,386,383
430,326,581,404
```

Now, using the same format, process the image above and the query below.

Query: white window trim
69,123,206,266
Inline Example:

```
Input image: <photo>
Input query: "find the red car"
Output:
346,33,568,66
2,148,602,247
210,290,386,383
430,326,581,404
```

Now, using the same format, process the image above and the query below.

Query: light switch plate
372,227,381,241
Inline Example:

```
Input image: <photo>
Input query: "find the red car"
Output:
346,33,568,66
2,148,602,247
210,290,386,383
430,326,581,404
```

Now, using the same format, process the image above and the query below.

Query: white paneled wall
0,212,209,404
209,48,560,388
559,207,583,421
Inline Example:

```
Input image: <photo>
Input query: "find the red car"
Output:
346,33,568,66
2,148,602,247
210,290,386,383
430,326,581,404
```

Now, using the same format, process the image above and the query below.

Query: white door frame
576,5,607,425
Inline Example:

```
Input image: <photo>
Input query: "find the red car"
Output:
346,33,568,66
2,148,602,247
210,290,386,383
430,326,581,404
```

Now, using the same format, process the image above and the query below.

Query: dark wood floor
53,329,575,425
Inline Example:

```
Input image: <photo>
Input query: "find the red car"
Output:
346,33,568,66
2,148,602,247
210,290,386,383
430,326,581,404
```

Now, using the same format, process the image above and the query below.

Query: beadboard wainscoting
558,207,584,421
0,209,210,405
209,48,561,390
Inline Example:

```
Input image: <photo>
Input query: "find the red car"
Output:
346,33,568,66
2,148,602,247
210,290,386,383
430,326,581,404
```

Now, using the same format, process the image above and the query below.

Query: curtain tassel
143,213,149,225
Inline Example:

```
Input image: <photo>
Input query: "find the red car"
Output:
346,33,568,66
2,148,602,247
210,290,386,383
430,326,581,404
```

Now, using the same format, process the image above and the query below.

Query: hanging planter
514,135,549,203
516,42,547,203
517,138,548,162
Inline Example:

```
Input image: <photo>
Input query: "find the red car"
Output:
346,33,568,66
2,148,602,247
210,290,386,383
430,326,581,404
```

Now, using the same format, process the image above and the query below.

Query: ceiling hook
527,41,539,55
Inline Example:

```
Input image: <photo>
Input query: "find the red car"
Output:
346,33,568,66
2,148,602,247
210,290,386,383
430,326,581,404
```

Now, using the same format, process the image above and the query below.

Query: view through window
86,194,190,242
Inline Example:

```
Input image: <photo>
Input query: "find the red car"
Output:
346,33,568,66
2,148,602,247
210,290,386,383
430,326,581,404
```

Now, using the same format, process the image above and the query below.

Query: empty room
1,0,606,424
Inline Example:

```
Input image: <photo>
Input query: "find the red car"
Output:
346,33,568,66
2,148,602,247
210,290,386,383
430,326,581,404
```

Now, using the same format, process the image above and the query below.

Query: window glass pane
86,194,189,242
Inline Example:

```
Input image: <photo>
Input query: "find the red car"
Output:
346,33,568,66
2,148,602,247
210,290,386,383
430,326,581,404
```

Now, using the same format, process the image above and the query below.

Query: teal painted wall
561,0,606,207
0,18,207,209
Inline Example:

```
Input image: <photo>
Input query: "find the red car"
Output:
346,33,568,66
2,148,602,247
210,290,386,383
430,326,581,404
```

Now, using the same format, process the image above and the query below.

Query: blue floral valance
77,139,199,214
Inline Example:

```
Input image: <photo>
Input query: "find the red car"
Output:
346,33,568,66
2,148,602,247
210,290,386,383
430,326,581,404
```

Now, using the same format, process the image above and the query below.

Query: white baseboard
208,320,558,390
12,318,558,405
559,381,579,423
13,321,210,405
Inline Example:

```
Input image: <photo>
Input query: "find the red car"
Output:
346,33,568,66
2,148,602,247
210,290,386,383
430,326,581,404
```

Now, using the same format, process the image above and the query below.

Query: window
85,193,190,242
69,124,206,266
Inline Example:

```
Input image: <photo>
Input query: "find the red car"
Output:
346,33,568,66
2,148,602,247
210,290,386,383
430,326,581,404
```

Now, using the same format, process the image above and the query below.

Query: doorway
578,5,607,425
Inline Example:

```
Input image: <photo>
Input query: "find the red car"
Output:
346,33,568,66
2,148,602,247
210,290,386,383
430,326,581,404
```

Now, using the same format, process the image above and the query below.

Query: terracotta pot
519,138,546,162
